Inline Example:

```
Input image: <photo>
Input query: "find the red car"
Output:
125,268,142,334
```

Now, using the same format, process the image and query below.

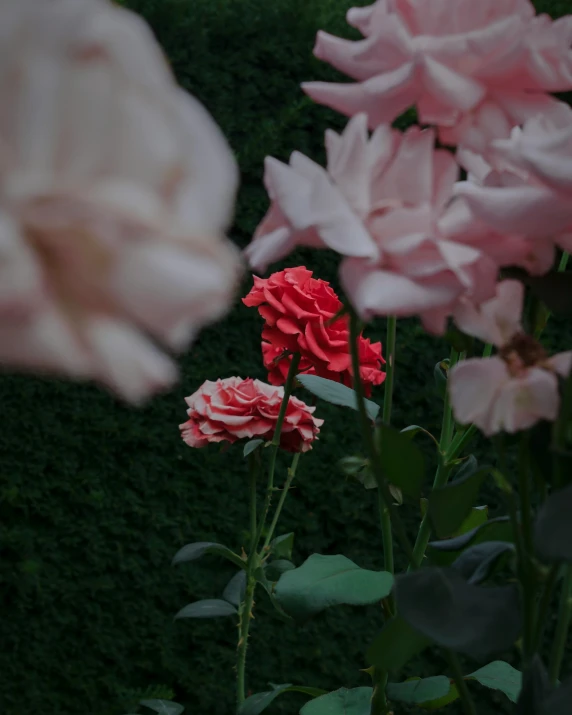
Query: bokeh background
1,0,571,713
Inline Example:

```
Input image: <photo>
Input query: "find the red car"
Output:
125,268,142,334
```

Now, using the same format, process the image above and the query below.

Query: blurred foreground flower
449,281,572,435
243,267,384,395
0,0,240,403
180,377,323,453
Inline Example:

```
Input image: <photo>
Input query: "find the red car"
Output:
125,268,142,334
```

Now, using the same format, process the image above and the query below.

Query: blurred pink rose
247,114,496,334
0,0,241,403
180,377,323,453
454,106,572,249
449,281,572,435
302,0,572,155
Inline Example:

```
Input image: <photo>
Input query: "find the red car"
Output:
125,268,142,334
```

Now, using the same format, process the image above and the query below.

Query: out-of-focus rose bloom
454,107,572,252
242,267,385,394
0,0,241,403
449,281,572,436
246,115,496,334
302,0,572,156
179,377,323,453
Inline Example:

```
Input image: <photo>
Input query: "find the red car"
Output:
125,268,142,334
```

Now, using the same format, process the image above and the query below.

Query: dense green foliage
1,1,571,714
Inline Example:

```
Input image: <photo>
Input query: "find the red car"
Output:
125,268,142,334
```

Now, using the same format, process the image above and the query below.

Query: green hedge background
1,1,571,713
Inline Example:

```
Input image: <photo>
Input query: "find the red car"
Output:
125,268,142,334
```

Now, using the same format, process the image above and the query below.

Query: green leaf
377,424,425,499
395,567,521,659
270,533,294,560
254,568,293,622
266,559,296,581
174,599,237,619
418,684,459,710
296,374,379,421
275,554,393,621
239,683,326,715
428,464,490,538
339,457,377,489
467,661,522,703
534,482,572,563
386,676,451,705
401,425,439,446
140,701,184,715
452,506,488,537
427,517,513,567
223,571,247,607
367,616,431,671
243,439,264,457
300,687,372,715
172,542,246,570
444,327,473,353
453,542,515,585
515,656,550,714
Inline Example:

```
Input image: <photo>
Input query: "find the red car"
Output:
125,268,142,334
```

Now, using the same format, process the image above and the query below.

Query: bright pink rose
242,267,385,395
449,281,572,436
246,115,496,334
0,0,240,403
302,0,572,155
179,377,323,453
454,107,572,249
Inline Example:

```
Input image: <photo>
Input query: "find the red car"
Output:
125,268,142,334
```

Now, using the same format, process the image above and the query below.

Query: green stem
262,452,300,551
549,566,572,685
382,317,397,426
253,353,301,548
446,650,477,715
349,312,415,566
532,565,560,653
558,252,570,272
444,426,476,463
370,669,389,715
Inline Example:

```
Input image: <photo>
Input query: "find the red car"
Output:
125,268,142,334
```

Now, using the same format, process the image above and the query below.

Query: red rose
180,377,323,453
242,266,384,395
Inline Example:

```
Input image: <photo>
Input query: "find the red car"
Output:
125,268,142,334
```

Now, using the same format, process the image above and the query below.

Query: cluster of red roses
180,267,385,452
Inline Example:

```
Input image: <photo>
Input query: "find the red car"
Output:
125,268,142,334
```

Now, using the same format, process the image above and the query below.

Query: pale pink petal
489,368,560,434
419,56,486,112
454,280,523,346
449,357,509,435
545,351,572,379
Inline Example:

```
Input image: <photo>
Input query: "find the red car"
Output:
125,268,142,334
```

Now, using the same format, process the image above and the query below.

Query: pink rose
179,377,323,453
449,281,572,436
302,0,572,155
0,0,241,403
246,115,496,334
243,267,385,395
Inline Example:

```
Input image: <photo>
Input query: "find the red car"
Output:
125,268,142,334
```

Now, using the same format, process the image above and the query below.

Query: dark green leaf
453,506,488,537
386,676,451,705
515,656,551,715
174,599,237,619
434,360,449,398
172,542,245,570
367,616,431,671
453,542,515,584
296,374,379,421
395,567,522,658
444,327,473,353
300,687,372,715
266,560,296,581
270,533,294,560
140,701,184,715
275,554,393,621
427,517,513,567
543,673,572,714
534,483,572,563
428,465,490,538
418,684,459,710
239,683,326,715
467,661,522,704
223,571,246,607
243,439,264,457
377,424,425,499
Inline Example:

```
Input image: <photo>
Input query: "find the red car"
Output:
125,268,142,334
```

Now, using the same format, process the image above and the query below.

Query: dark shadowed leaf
254,568,293,622
140,701,184,715
428,464,490,538
174,599,237,619
543,673,572,714
270,533,294,560
223,571,247,607
427,517,513,567
506,269,572,315
534,483,572,562
367,616,431,671
386,676,451,705
418,684,459,710
239,683,326,715
275,554,393,621
453,506,488,537
243,439,264,457
172,542,245,570
467,661,522,703
453,542,515,584
401,425,439,446
444,327,474,353
395,568,521,658
515,656,551,715
300,687,372,715
377,424,425,499
296,374,379,421
266,559,296,581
